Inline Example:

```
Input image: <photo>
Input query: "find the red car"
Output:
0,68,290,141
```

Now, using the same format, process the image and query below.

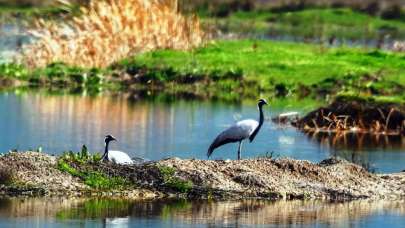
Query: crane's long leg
237,141,243,160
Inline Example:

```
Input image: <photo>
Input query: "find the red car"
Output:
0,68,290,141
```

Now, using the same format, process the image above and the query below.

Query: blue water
0,91,404,173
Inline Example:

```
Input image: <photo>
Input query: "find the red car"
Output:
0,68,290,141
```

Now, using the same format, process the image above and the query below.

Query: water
0,198,404,227
0,90,404,173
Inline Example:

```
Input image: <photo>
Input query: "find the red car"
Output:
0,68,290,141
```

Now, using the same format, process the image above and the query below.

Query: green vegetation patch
157,165,193,193
205,8,405,40
335,92,405,108
2,40,404,101
0,62,109,91
125,40,405,100
115,59,244,84
57,146,131,190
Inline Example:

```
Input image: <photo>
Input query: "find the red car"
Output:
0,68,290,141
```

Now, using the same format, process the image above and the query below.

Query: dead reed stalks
301,107,403,135
22,0,204,68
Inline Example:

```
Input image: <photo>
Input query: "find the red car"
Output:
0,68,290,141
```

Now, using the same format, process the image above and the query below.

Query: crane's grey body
207,99,267,159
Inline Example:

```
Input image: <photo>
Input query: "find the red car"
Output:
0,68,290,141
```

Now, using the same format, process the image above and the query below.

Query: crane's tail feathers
207,136,238,158
207,145,215,158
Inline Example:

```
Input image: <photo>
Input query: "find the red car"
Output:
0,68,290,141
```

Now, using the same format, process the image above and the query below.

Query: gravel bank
0,152,404,200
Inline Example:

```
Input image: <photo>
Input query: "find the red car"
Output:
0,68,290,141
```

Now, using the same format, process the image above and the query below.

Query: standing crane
207,99,268,160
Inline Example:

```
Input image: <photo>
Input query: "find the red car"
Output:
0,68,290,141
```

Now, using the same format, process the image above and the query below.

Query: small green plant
157,165,193,193
59,145,102,164
84,172,129,189
206,188,213,200
303,191,312,200
0,63,28,78
57,160,81,176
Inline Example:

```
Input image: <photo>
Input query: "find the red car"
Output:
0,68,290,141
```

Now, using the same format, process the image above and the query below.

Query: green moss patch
157,165,193,193
57,146,131,190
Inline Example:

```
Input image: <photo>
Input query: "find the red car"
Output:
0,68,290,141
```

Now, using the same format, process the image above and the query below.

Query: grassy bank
1,40,404,101
205,8,405,41
121,40,405,100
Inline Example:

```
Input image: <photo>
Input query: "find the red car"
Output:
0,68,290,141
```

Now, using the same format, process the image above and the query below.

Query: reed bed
22,0,204,68
297,107,405,135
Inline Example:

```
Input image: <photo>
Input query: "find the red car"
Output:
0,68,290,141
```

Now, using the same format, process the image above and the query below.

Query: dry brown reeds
22,0,204,68
296,106,405,135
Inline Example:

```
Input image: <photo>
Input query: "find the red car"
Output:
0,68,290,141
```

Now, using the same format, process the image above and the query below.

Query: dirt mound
0,152,87,195
153,158,405,200
1,152,405,200
294,96,405,134
0,152,159,198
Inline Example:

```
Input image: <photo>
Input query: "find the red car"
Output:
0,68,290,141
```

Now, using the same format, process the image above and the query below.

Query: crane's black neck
102,141,110,161
249,104,265,142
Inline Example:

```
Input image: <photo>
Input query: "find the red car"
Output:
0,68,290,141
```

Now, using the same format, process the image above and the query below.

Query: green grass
57,159,130,190
0,62,109,91
57,146,131,190
205,8,405,40
336,92,405,107
124,40,405,100
157,165,193,193
2,40,404,102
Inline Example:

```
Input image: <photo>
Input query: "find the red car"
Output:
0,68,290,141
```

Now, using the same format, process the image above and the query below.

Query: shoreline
0,151,404,200
1,40,404,103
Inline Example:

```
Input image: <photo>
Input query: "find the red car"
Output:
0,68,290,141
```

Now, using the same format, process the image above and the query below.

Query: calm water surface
0,91,404,173
0,198,405,227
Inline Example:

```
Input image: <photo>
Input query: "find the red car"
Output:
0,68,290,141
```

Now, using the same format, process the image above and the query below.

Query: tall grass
22,0,204,68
